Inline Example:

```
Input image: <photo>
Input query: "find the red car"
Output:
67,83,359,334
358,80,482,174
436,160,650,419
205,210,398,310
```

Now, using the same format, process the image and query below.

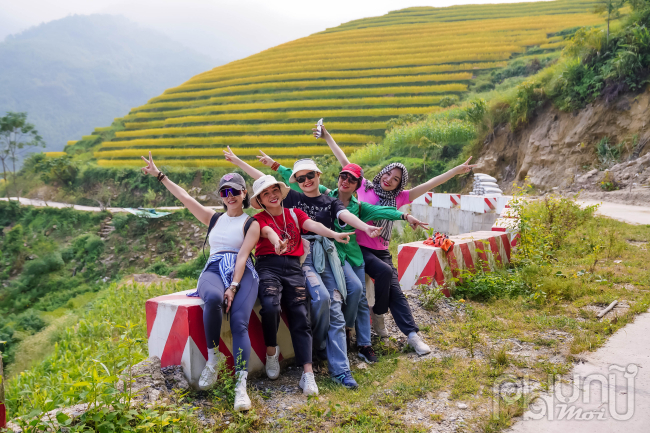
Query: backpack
202,212,255,261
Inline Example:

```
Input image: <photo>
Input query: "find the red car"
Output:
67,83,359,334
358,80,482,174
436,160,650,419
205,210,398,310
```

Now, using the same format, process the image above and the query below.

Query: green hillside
91,0,601,169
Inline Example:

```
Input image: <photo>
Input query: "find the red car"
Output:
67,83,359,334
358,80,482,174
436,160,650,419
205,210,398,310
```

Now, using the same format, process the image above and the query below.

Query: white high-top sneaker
265,345,281,380
234,371,252,412
407,332,432,356
299,372,319,396
198,351,225,390
371,310,389,337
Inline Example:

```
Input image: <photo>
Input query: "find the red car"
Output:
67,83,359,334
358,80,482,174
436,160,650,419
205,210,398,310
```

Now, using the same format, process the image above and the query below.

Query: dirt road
577,200,650,225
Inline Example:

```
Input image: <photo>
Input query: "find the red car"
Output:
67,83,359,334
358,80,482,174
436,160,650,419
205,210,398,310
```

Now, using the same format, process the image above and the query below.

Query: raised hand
406,215,429,231
364,225,383,239
454,156,477,175
140,151,160,177
334,232,350,244
312,124,329,139
256,150,276,168
223,146,241,164
274,238,289,255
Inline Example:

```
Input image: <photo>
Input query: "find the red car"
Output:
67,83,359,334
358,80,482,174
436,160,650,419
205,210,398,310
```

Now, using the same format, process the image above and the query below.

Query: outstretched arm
260,226,289,254
338,210,382,238
313,125,350,167
302,219,350,244
140,151,214,226
408,156,477,202
223,146,265,180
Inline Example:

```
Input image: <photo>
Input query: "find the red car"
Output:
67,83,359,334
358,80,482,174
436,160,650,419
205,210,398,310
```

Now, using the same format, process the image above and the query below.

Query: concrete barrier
146,291,293,388
410,193,513,236
397,231,513,292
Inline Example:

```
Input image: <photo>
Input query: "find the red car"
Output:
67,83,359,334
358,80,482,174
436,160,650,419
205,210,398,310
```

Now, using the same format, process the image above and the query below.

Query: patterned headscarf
364,162,408,246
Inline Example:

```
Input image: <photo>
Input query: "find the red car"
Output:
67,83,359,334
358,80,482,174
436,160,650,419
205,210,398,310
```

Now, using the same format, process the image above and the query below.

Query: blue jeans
342,263,372,347
302,247,350,376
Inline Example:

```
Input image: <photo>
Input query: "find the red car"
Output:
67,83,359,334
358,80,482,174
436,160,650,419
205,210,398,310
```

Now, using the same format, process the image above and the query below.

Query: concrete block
146,291,294,387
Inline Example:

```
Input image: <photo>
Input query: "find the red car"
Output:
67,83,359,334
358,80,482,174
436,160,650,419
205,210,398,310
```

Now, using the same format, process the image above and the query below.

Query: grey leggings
196,267,258,371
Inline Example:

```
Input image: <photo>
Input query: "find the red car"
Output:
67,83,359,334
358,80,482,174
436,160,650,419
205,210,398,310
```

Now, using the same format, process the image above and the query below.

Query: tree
0,112,45,196
594,0,627,42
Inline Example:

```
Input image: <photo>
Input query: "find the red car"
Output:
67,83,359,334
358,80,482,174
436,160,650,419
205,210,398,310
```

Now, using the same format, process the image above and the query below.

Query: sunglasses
219,188,243,198
339,172,359,183
295,171,317,184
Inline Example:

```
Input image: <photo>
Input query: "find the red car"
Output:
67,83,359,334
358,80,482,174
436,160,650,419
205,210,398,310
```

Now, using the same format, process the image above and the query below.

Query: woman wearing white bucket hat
225,147,382,390
249,174,351,395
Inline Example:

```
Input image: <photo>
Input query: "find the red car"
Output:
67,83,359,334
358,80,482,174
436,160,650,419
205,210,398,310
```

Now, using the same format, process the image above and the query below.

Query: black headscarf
364,162,408,246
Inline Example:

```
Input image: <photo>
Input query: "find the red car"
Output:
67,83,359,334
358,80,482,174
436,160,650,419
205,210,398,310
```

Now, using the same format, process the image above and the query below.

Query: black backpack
202,212,255,261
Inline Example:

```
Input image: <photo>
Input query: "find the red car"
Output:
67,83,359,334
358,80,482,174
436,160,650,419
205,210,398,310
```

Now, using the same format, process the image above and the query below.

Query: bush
23,252,64,277
15,310,46,333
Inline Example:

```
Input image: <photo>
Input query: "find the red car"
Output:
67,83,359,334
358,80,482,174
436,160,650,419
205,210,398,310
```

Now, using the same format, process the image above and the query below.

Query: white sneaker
372,310,389,337
407,333,432,356
198,351,225,390
265,346,281,380
234,371,252,412
299,372,319,396
198,362,218,390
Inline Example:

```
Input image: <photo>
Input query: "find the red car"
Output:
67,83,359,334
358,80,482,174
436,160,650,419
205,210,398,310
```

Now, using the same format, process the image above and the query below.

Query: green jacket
277,165,404,267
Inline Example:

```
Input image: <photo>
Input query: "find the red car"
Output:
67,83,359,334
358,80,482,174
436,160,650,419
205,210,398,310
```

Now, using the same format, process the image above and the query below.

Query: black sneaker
358,346,378,364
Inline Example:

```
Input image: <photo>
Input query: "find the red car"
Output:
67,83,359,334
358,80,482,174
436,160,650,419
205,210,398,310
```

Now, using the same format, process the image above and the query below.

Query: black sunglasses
220,188,243,198
295,171,317,184
339,172,359,183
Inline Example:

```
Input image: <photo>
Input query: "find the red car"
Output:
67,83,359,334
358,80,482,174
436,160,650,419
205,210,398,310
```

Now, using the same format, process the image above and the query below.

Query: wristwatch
230,282,240,294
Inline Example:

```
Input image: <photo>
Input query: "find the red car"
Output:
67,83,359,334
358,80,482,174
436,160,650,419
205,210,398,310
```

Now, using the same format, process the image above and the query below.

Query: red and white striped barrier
460,195,499,213
397,231,513,293
146,290,293,387
412,193,461,208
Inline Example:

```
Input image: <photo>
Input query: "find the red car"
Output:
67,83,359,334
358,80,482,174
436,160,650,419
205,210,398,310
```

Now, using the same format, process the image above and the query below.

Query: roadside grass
7,195,650,432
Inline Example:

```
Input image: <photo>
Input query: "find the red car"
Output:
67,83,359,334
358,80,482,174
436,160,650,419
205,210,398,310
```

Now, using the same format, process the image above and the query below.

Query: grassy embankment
5,195,649,432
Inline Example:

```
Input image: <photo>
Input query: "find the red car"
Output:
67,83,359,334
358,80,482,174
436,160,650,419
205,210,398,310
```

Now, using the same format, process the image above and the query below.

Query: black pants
256,254,312,366
360,246,418,336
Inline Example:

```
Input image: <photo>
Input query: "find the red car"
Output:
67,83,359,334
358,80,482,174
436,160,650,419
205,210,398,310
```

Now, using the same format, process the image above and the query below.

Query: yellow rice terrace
94,0,601,168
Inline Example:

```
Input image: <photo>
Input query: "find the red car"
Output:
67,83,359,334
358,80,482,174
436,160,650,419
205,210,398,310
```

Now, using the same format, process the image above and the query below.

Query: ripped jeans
302,247,350,376
256,254,312,367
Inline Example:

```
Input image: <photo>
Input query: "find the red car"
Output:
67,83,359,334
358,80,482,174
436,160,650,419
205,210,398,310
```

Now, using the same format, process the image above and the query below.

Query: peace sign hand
274,238,289,255
454,156,478,175
140,151,160,177
256,150,276,168
223,146,241,163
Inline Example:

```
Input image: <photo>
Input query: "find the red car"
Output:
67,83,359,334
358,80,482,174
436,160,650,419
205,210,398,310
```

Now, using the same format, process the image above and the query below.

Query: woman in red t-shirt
250,175,349,396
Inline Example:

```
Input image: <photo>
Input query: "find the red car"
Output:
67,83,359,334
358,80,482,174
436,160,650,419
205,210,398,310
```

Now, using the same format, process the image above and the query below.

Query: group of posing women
140,124,475,412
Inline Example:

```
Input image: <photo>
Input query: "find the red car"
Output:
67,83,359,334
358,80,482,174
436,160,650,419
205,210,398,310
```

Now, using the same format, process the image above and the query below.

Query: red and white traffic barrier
460,196,499,213
412,193,461,208
397,231,513,293
146,291,293,387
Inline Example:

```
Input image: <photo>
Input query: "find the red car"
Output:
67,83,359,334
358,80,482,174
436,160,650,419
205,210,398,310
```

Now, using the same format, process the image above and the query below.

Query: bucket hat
250,175,291,209
289,159,322,183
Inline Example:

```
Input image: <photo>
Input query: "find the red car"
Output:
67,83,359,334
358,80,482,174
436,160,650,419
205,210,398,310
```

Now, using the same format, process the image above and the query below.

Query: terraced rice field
94,0,601,168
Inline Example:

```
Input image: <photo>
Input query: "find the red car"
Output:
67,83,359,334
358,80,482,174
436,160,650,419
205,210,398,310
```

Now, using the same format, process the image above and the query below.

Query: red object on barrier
146,291,293,387
397,231,513,293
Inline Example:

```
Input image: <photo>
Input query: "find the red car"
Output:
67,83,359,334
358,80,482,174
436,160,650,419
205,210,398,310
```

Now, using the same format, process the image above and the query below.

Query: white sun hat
250,175,291,209
289,158,322,183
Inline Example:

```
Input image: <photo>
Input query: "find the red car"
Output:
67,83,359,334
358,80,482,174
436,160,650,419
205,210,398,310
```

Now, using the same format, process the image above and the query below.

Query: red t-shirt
254,208,309,257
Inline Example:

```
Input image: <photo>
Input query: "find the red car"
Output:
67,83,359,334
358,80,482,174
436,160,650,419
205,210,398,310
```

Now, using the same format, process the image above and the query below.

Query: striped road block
397,231,513,293
412,193,461,208
460,196,499,213
146,290,293,388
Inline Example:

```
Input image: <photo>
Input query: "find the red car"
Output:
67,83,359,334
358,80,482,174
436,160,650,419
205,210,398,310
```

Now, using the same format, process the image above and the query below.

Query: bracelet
402,213,410,221
271,162,280,171
156,172,166,182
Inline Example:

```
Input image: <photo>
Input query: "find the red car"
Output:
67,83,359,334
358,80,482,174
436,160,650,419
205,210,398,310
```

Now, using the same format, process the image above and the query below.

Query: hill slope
0,14,215,153
92,0,601,168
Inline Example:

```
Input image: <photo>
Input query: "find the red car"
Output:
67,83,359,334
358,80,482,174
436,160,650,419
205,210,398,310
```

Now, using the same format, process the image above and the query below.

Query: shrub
23,252,64,277
15,310,46,333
